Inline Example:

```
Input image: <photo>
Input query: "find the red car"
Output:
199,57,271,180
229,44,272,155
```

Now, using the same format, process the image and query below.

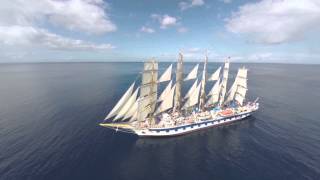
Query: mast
199,55,208,110
174,53,184,111
219,58,230,106
138,60,158,124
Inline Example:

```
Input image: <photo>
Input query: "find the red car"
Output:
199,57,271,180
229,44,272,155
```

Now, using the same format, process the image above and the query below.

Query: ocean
0,62,319,180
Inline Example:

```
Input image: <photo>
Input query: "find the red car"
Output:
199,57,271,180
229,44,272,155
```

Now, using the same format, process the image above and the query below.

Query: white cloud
178,27,188,33
221,0,232,4
0,0,116,54
151,14,178,29
179,0,205,11
0,0,116,34
140,26,155,33
0,26,115,50
225,0,320,44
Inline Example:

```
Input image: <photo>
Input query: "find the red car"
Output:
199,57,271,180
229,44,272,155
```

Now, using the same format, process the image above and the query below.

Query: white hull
133,111,253,137
101,103,259,137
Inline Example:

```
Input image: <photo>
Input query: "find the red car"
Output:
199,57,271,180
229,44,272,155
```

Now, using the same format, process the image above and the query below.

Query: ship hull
134,111,253,137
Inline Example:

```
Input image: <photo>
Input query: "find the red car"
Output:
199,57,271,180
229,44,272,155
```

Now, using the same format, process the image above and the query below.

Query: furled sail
218,60,230,106
225,67,248,105
183,81,201,109
184,79,198,99
208,67,221,81
114,87,140,121
206,78,221,106
158,80,172,102
158,64,172,82
138,60,158,122
105,82,135,120
184,64,199,81
174,53,184,111
199,56,208,110
155,84,176,114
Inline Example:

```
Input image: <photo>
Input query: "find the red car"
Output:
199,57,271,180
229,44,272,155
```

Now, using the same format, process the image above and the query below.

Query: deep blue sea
0,62,319,180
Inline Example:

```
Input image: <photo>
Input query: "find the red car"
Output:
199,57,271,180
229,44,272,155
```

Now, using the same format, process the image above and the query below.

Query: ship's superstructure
100,54,259,137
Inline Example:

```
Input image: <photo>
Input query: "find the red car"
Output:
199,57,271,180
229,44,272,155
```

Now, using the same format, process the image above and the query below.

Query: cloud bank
0,0,116,51
226,0,320,44
0,26,114,50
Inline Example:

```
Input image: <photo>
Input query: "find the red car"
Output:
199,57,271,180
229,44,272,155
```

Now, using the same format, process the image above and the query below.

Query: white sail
235,93,245,105
114,87,140,121
129,111,138,122
225,67,248,104
184,79,198,99
123,98,139,120
206,78,221,106
225,81,237,103
209,78,221,97
158,64,172,82
237,78,247,88
155,84,176,114
237,86,247,97
184,64,199,81
105,82,135,120
138,60,158,122
158,80,172,102
183,81,201,109
218,60,230,106
235,68,248,105
208,67,221,81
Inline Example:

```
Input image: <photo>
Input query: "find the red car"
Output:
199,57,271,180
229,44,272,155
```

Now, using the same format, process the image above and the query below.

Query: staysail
123,98,139,120
208,67,221,81
155,84,176,114
218,60,230,106
184,79,198,99
114,87,140,121
138,60,158,123
183,81,201,109
206,78,221,106
158,80,172,102
184,64,199,81
174,53,184,111
105,82,135,120
158,64,172,82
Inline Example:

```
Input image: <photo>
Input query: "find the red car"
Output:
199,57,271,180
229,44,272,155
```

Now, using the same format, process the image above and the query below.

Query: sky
0,0,320,63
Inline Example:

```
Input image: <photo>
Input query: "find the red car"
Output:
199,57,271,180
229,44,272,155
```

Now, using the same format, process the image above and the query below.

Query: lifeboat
218,109,234,117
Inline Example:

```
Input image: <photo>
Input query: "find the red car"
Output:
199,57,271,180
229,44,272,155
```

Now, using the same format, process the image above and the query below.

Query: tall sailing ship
100,54,259,137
